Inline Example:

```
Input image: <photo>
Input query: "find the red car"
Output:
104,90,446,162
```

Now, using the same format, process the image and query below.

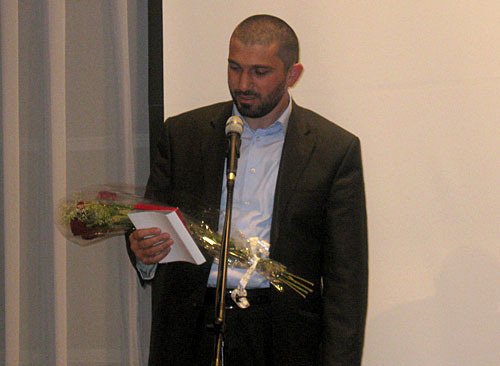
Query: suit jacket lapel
270,102,316,254
198,101,317,247
200,102,233,226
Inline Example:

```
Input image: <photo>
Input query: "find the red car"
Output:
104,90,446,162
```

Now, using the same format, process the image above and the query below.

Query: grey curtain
1,1,151,364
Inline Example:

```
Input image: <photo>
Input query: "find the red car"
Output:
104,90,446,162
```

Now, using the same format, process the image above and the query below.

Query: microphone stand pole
212,174,236,366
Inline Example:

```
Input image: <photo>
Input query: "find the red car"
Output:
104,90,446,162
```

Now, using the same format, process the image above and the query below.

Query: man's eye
254,69,269,76
229,64,241,71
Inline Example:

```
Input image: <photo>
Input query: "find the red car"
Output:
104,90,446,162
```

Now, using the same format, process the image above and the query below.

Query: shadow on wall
365,246,500,366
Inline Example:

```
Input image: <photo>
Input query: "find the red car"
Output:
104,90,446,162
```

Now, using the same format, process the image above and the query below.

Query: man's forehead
228,39,281,64
230,38,279,53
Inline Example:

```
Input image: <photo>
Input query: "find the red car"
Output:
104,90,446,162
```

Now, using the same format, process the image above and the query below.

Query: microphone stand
212,128,241,366
212,175,235,366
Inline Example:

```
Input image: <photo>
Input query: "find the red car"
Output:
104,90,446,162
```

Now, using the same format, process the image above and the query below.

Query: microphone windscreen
225,116,244,135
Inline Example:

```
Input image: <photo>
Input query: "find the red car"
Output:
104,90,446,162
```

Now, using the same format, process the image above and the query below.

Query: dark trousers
196,289,273,366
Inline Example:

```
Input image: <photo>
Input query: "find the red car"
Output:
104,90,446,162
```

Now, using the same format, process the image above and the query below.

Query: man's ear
286,63,304,87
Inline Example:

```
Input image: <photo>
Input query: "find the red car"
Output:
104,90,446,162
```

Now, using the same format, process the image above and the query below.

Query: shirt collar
232,94,292,134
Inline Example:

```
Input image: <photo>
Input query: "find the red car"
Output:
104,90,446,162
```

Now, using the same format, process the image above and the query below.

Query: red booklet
133,204,189,230
128,208,205,265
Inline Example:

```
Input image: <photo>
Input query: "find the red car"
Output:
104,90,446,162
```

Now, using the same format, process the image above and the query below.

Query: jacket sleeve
125,119,173,284
322,136,368,365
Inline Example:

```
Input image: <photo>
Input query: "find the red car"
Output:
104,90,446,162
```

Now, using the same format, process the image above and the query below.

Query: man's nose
238,70,252,91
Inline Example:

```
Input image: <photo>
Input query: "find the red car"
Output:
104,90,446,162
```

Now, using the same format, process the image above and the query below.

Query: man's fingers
140,245,172,264
131,227,161,241
140,238,174,256
129,228,174,264
138,233,171,250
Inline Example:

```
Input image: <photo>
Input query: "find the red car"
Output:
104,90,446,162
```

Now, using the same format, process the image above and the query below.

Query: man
128,15,368,365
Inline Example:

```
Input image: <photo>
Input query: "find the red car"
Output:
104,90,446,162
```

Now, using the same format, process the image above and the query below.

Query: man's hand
129,228,174,265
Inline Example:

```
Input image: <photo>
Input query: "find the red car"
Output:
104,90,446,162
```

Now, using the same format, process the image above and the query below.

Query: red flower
70,219,101,240
98,191,117,200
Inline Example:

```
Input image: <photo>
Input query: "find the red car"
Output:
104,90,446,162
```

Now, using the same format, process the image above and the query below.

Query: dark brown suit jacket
133,101,368,365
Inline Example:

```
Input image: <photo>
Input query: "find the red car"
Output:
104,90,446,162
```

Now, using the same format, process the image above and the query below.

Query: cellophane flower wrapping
185,214,314,298
55,184,145,246
56,185,314,297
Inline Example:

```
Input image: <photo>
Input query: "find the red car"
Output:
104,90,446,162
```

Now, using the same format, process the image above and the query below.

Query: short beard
230,80,287,119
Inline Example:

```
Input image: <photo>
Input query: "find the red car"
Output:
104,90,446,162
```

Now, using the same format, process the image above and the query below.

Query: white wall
163,2,500,364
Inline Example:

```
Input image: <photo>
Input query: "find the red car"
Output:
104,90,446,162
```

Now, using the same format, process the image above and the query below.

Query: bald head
231,15,299,70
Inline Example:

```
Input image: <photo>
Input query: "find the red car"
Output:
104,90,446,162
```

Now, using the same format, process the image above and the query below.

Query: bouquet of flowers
56,185,314,300
56,184,143,246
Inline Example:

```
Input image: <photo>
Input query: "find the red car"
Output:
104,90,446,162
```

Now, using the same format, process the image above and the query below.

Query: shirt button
250,168,256,173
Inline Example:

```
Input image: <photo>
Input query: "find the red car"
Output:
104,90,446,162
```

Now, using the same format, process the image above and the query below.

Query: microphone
225,116,244,183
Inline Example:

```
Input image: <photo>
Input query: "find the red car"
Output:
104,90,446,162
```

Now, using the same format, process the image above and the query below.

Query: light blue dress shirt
207,99,291,288
136,98,292,288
